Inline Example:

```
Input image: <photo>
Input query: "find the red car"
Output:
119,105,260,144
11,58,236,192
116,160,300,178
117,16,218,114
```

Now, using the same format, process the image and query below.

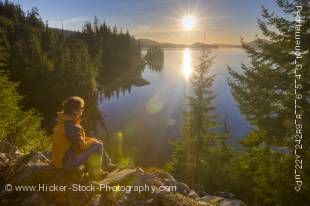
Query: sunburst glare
182,15,196,31
182,48,192,80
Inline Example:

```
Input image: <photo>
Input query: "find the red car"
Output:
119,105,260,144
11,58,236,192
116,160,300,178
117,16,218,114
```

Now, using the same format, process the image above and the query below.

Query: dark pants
63,142,111,170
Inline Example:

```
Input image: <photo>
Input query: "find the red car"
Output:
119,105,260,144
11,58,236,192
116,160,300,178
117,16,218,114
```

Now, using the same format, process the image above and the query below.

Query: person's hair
62,96,85,115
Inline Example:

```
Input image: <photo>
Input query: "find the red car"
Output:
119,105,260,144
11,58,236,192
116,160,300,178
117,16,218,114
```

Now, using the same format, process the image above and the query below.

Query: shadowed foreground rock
0,147,246,206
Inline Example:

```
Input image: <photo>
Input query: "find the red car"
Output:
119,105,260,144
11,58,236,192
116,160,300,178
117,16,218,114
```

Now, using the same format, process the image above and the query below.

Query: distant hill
50,30,269,50
138,39,161,47
50,28,77,37
244,39,272,49
138,38,241,49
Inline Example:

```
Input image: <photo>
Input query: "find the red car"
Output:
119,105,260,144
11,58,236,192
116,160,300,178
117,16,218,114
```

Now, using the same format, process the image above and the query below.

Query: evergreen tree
62,38,98,96
0,30,49,152
168,50,232,192
228,0,309,205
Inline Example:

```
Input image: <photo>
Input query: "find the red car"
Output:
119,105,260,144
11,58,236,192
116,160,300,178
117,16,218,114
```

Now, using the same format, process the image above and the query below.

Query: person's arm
64,121,91,151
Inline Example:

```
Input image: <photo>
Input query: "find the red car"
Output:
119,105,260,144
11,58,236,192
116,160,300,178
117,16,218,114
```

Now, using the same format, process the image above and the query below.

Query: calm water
98,48,252,166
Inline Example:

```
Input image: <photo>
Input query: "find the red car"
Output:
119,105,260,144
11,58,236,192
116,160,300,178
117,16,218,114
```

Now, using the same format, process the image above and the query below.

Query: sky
12,0,284,44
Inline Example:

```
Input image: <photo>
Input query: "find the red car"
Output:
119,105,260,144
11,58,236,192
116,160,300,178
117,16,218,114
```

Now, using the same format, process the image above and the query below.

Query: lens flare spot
117,131,123,138
146,96,164,114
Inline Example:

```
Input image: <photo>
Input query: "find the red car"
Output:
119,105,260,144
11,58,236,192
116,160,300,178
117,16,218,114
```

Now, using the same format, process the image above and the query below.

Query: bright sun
182,15,196,30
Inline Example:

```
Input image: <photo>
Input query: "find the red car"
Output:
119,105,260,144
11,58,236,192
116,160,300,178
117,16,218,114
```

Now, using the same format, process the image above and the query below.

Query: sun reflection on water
182,48,192,80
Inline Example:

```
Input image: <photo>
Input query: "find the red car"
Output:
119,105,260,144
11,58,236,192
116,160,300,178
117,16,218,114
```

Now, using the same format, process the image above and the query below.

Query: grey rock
154,171,176,185
0,142,19,155
22,193,48,206
87,194,102,206
99,168,137,186
11,152,54,185
219,199,247,206
176,181,190,195
188,190,200,200
0,148,246,206
215,191,235,199
41,151,52,160
199,195,217,202
136,167,145,174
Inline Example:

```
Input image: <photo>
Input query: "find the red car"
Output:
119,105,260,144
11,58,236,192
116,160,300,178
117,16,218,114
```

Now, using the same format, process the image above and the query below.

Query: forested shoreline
0,0,143,126
0,0,309,205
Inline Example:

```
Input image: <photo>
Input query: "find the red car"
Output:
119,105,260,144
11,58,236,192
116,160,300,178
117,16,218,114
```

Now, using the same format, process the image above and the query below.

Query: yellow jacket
51,112,99,168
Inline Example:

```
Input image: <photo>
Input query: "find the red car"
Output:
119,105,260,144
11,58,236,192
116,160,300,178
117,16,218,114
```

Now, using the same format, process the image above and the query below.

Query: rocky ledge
0,144,245,206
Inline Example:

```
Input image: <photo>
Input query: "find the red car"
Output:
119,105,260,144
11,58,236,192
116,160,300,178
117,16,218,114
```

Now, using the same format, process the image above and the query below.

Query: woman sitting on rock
52,96,116,179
